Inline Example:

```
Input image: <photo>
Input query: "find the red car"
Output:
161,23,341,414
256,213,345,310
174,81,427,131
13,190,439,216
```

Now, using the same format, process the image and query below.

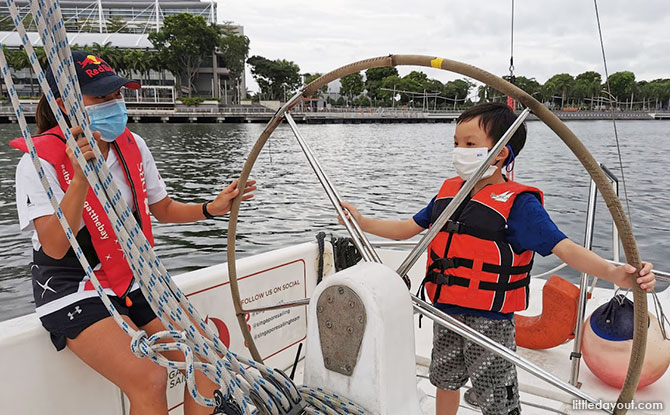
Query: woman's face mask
452,147,498,180
85,98,128,142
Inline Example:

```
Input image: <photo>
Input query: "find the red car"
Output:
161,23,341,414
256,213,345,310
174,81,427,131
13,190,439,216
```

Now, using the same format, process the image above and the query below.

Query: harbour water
0,120,668,321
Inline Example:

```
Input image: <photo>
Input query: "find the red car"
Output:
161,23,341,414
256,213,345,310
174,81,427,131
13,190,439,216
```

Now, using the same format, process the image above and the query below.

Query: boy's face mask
452,147,498,180
85,98,128,142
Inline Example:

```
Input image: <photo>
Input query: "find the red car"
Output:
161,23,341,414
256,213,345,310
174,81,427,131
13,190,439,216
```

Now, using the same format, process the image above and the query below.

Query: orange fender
515,275,580,349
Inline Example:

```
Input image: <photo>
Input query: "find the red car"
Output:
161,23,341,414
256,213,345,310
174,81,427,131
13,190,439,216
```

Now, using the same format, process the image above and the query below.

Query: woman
12,50,255,414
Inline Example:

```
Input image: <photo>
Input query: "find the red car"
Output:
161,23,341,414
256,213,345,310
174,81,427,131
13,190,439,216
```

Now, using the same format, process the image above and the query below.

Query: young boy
339,102,655,415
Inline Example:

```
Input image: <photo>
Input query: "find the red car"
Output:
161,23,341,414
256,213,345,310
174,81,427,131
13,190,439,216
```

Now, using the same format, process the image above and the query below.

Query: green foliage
340,72,364,102
106,16,132,33
218,33,250,80
571,71,602,102
607,71,636,102
304,73,328,97
246,55,301,101
357,96,371,107
76,18,99,33
506,76,542,98
149,13,219,97
638,79,670,108
445,79,474,101
180,97,205,106
0,15,15,31
365,67,398,100
543,73,575,106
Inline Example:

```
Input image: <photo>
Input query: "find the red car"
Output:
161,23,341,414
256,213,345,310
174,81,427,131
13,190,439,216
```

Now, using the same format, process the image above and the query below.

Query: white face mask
452,147,498,180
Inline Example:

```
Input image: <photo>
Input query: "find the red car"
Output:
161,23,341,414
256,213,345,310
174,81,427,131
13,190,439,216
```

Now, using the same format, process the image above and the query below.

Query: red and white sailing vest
11,126,154,298
422,177,543,313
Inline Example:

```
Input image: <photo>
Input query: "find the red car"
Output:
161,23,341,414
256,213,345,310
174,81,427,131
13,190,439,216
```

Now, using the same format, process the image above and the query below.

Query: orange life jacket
421,177,543,313
10,126,154,298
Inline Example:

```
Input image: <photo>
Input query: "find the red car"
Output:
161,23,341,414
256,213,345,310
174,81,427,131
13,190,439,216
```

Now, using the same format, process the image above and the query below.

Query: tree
478,84,503,103
505,75,542,98
573,71,602,107
86,42,124,73
149,13,219,97
246,55,301,101
340,72,364,104
445,79,473,101
218,33,250,103
365,67,398,100
638,79,670,110
543,73,574,107
379,74,402,104
218,33,249,81
607,71,636,105
304,73,328,97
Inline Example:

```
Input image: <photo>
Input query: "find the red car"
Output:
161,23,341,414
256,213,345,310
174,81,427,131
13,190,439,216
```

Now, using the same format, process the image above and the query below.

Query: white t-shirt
15,132,168,251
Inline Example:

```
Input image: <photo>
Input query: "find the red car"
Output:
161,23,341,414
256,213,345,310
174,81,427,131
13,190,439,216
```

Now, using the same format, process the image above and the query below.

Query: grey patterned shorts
429,314,520,415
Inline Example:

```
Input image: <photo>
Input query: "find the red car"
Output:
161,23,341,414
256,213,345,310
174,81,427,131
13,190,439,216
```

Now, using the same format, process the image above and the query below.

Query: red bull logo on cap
77,54,114,78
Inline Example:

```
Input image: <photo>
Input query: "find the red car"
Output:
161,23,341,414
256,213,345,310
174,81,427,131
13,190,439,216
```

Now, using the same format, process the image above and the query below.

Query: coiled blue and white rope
1,2,371,413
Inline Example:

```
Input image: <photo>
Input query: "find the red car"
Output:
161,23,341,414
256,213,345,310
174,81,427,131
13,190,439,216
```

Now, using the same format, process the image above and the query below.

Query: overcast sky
216,0,669,93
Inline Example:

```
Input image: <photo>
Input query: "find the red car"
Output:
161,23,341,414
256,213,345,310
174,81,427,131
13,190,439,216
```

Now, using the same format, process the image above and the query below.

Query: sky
216,0,670,93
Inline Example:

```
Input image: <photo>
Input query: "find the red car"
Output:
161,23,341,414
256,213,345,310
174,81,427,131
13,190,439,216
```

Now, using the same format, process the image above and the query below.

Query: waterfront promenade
1,103,668,124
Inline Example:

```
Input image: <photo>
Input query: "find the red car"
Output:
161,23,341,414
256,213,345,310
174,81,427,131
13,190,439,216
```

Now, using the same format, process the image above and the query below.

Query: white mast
97,0,104,33
155,0,160,32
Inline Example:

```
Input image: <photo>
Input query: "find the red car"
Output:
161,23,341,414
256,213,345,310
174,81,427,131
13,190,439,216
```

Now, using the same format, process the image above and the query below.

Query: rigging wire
593,0,668,342
592,0,632,225
506,0,516,112
509,0,515,80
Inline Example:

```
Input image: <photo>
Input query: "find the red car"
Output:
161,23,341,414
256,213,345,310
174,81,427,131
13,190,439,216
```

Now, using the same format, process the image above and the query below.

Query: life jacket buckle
446,220,464,234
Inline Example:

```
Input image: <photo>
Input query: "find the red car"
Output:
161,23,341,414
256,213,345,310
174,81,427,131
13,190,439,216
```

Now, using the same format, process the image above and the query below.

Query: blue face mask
85,98,128,142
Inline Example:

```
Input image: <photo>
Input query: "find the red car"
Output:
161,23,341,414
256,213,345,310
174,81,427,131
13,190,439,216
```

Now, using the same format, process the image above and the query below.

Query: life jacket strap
429,256,533,276
478,277,530,291
423,270,531,292
443,219,507,241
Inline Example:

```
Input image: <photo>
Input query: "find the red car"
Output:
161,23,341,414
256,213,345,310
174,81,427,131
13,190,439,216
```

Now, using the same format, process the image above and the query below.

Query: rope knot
130,330,155,359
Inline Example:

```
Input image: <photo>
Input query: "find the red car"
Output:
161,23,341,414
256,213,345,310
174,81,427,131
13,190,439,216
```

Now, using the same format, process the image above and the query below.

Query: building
2,0,215,34
0,0,245,103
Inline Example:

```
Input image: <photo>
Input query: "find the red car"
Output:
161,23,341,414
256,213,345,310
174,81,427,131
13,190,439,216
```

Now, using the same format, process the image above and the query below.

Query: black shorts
39,289,157,351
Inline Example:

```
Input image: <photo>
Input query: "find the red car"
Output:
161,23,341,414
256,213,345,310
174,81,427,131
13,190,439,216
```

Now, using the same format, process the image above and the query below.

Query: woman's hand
64,126,101,186
609,262,656,292
206,179,257,217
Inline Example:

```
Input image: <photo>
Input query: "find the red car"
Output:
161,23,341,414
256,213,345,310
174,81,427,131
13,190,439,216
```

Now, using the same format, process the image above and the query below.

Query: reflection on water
0,120,668,320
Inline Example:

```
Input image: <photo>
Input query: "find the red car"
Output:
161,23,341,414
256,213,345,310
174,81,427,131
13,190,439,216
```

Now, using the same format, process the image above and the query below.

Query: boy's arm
551,238,656,291
339,201,424,240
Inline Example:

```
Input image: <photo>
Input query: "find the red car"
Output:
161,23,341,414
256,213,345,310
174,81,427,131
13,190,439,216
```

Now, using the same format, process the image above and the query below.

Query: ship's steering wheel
226,55,647,415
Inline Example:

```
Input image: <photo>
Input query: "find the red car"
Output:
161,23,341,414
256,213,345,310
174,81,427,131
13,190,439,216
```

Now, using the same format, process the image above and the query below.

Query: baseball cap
45,50,140,98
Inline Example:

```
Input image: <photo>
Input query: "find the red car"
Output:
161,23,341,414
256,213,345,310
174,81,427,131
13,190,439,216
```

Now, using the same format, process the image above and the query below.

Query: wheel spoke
284,112,382,265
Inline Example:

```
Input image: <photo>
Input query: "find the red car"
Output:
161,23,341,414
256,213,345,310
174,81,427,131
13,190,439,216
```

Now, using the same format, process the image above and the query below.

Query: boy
339,102,655,415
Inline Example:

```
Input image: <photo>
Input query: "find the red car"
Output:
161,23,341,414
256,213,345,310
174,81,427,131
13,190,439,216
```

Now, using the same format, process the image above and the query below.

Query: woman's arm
150,179,256,223
339,201,424,240
552,238,656,291
33,128,98,259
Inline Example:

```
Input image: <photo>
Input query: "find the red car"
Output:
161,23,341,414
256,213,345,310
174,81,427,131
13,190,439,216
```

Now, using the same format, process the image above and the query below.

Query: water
0,120,668,321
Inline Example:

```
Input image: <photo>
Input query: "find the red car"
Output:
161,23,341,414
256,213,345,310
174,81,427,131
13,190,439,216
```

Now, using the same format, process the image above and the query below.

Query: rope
315,232,326,284
1,1,369,413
